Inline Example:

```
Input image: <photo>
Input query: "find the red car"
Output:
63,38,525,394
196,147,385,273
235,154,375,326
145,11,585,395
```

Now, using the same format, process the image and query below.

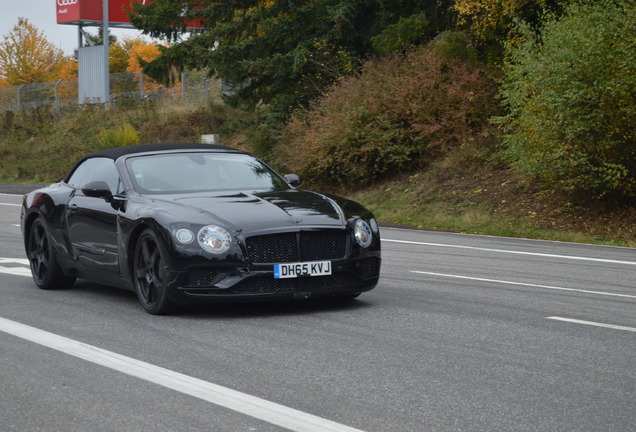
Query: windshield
126,152,290,194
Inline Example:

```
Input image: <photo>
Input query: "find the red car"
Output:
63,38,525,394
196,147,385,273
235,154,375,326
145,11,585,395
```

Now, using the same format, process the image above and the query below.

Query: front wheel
133,229,174,315
27,216,75,290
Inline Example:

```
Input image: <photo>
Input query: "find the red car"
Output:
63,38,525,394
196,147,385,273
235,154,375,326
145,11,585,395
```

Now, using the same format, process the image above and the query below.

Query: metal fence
0,71,222,113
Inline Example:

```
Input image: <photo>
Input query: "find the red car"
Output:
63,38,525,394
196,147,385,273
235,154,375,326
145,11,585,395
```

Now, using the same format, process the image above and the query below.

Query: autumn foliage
278,41,500,187
126,41,161,72
0,18,69,85
0,19,161,88
453,0,557,42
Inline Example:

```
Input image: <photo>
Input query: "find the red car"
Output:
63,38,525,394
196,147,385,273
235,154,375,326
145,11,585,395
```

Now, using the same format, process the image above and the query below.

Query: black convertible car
21,143,381,314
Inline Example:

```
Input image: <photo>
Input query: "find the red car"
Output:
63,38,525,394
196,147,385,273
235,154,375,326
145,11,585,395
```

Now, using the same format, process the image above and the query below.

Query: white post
201,134,220,145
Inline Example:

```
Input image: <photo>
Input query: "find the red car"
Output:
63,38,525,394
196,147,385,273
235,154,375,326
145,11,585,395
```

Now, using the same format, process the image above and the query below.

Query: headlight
197,225,232,254
175,228,194,244
354,219,373,248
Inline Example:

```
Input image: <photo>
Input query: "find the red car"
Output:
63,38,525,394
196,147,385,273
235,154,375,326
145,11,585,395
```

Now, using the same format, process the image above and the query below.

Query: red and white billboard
56,0,149,26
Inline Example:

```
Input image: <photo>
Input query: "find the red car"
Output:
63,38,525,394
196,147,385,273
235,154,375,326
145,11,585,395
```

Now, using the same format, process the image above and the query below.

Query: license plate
273,261,332,279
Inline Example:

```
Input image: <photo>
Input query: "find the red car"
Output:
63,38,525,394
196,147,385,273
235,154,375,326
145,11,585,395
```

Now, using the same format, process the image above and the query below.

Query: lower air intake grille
224,273,363,295
185,269,229,287
356,257,380,278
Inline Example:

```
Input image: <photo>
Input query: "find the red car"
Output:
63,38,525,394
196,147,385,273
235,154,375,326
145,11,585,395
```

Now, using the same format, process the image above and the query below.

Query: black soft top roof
78,143,241,163
65,143,247,183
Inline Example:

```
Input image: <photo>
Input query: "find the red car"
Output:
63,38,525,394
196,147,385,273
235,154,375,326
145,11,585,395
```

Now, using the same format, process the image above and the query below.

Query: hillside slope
1,99,634,247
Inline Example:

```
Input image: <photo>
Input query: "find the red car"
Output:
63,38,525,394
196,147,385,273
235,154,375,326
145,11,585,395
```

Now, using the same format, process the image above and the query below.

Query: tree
110,41,130,73
453,0,563,45
498,0,636,201
129,0,454,117
0,18,69,85
126,38,164,95
124,38,162,72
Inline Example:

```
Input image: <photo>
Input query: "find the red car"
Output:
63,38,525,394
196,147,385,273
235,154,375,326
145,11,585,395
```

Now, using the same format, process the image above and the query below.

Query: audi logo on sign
57,0,78,5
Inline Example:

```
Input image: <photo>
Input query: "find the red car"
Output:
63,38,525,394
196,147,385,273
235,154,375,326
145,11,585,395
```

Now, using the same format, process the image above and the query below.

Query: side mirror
284,174,303,188
82,181,114,201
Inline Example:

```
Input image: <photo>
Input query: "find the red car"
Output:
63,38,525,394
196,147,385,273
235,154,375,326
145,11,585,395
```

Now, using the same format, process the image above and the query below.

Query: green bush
96,122,141,149
0,100,252,182
277,43,500,187
498,0,636,201
371,13,431,54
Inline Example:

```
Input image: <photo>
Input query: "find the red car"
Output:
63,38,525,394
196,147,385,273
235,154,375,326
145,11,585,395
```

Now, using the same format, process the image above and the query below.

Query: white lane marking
0,202,21,207
547,317,636,333
0,317,366,432
0,259,30,277
412,271,636,299
0,258,29,265
385,238,636,266
0,266,31,277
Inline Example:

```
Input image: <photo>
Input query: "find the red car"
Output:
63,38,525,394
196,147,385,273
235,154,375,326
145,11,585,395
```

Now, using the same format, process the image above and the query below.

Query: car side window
66,162,87,189
68,158,122,195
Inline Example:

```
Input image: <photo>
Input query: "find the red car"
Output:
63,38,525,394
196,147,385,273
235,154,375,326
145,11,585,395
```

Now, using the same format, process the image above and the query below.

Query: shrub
371,13,431,54
498,0,636,201
96,122,141,149
277,42,500,187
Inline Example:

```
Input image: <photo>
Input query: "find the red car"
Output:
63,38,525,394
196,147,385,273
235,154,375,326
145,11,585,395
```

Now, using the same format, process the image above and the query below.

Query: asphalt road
1,191,635,431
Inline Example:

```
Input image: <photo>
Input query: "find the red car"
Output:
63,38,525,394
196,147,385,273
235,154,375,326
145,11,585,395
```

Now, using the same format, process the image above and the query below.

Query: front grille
246,232,298,263
301,231,347,261
245,231,348,264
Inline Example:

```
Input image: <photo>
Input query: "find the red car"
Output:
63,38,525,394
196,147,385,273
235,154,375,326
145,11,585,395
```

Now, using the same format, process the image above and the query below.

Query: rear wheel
133,229,174,315
27,217,75,290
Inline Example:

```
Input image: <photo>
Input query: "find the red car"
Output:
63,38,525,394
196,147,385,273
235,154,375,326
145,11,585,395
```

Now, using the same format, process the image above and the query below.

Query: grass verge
345,166,636,247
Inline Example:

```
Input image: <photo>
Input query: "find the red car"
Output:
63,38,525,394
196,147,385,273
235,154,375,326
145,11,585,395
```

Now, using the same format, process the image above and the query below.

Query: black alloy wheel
133,229,174,315
27,216,75,290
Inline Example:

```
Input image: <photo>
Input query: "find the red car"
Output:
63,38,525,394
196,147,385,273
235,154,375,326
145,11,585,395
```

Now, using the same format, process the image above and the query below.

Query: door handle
69,204,78,213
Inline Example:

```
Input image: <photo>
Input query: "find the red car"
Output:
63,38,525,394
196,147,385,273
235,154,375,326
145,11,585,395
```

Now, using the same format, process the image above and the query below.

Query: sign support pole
102,0,110,105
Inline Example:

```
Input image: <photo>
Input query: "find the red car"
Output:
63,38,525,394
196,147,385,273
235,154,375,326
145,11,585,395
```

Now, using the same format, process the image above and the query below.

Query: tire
133,229,174,315
27,216,75,290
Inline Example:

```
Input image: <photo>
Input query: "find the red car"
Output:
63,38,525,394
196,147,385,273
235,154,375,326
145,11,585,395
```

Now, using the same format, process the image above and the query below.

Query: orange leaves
0,19,162,88
58,58,79,80
0,18,69,86
125,40,162,72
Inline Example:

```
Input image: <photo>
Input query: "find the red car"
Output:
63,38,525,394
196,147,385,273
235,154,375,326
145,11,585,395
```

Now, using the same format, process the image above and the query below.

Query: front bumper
165,255,381,303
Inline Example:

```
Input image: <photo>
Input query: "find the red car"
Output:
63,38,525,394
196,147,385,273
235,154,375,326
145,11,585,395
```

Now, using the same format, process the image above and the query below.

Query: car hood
161,189,346,231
